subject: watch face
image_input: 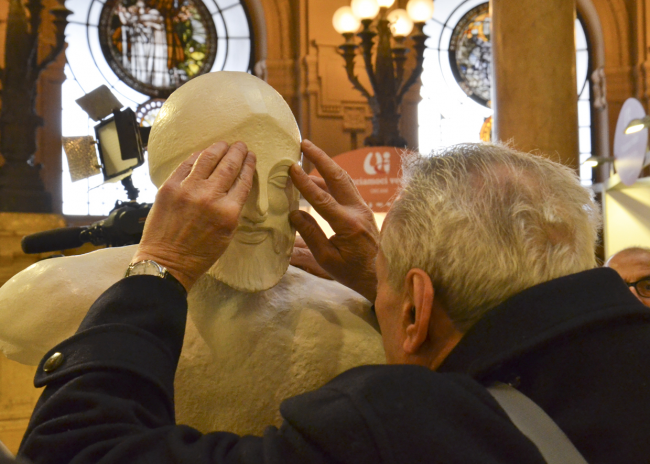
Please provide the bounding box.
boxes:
[130,260,164,276]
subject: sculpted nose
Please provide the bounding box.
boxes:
[256,180,269,217]
[242,174,268,224]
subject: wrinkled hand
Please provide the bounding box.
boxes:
[290,236,333,280]
[289,140,379,301]
[132,141,255,292]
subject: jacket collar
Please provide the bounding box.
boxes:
[437,267,650,379]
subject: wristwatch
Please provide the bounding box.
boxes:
[124,260,187,297]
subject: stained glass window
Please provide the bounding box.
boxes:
[62,0,253,215]
[419,0,592,185]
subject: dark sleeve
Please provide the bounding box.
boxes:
[16,276,339,464]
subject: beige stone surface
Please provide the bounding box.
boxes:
[492,0,579,169]
[0,212,66,454]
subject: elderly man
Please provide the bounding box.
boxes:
[19,141,650,463]
[605,247,650,307]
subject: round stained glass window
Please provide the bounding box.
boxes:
[448,3,491,107]
[98,0,218,98]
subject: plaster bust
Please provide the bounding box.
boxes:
[148,71,301,292]
[0,72,385,435]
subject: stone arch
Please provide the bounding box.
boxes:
[577,0,610,162]
[588,0,634,153]
[243,0,297,102]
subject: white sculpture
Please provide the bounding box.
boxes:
[0,72,385,435]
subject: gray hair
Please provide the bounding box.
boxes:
[380,143,601,331]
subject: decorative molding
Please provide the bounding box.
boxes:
[591,67,608,110]
[312,41,371,119]
[342,106,367,131]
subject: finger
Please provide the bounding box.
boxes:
[188,142,230,179]
[310,175,330,194]
[291,163,353,229]
[166,150,202,185]
[289,210,339,265]
[301,140,362,204]
[290,246,333,280]
[228,151,256,206]
[210,142,249,190]
[294,235,309,249]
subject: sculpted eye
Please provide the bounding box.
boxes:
[269,173,289,188]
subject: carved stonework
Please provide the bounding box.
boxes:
[0,0,70,213]
[591,67,608,111]
[342,106,367,132]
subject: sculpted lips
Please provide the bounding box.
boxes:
[235,226,272,244]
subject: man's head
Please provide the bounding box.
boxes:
[375,143,601,365]
[606,247,650,307]
[148,71,301,292]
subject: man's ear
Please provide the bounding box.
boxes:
[402,268,434,355]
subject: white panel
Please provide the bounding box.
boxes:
[221,5,250,37]
[223,39,251,71]
[65,0,92,25]
[578,100,591,127]
[212,38,228,71]
[214,0,241,10]
[579,126,592,153]
[575,18,588,51]
[576,50,589,94]
[87,0,104,26]
[605,188,650,257]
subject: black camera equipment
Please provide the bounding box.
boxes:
[21,201,152,254]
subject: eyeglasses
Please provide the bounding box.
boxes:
[628,277,650,298]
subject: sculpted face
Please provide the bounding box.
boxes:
[148,71,301,292]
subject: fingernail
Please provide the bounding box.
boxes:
[302,139,312,146]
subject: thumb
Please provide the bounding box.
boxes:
[289,210,337,263]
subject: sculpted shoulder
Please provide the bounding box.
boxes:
[0,245,136,364]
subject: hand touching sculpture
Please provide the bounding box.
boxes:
[290,140,380,302]
[133,141,256,291]
[148,71,302,292]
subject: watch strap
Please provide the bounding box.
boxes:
[125,260,187,297]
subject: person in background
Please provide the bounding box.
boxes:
[605,247,650,307]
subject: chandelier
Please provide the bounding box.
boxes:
[332,0,434,147]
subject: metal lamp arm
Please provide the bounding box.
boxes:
[340,35,373,101]
[397,23,427,105]
[358,19,378,92]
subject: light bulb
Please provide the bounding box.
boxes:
[387,9,414,37]
[333,6,361,34]
[406,0,434,22]
[625,122,646,135]
[351,0,380,20]
[377,0,396,7]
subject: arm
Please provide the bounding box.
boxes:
[18,142,269,463]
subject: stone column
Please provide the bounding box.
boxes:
[491,0,579,169]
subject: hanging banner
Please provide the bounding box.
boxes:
[310,146,405,213]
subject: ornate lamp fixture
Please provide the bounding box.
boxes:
[333,0,434,147]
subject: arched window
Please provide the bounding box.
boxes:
[62,0,254,215]
[418,0,592,185]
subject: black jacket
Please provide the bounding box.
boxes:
[18,268,650,463]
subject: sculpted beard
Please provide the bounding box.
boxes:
[209,223,295,292]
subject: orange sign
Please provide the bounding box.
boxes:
[310,146,404,212]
